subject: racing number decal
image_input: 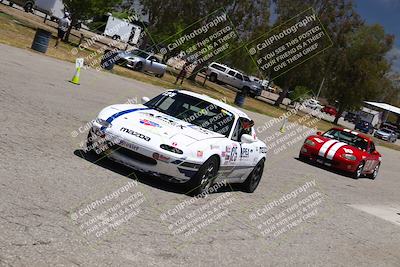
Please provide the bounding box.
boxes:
[230,146,238,162]
[241,147,250,158]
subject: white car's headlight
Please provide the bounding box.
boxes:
[96,118,111,128]
[160,144,183,154]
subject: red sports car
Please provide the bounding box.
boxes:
[299,128,382,179]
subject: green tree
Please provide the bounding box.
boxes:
[325,24,394,123]
[272,0,363,107]
[138,0,270,78]
[289,86,311,104]
[63,0,122,42]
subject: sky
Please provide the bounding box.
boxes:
[354,0,400,73]
[269,0,400,73]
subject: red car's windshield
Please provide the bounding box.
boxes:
[323,129,369,151]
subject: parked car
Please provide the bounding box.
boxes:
[303,99,323,110]
[206,62,262,97]
[374,128,398,143]
[344,111,359,123]
[112,49,166,78]
[320,106,338,116]
[354,120,374,134]
[380,122,400,138]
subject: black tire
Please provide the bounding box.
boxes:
[367,163,380,180]
[134,61,143,71]
[24,2,33,12]
[86,129,102,155]
[155,73,164,78]
[186,156,219,196]
[298,153,308,162]
[209,73,217,82]
[353,161,364,179]
[86,130,96,154]
[74,22,82,30]
[242,159,265,193]
[9,2,13,7]
[112,35,120,40]
[242,87,250,95]
[101,50,116,70]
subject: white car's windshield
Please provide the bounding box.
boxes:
[323,129,369,151]
[144,92,235,137]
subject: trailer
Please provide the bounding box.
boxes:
[34,0,65,20]
[103,15,142,45]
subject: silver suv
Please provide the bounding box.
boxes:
[206,62,262,97]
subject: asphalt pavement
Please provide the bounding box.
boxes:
[0,44,400,266]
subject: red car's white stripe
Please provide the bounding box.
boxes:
[318,139,338,157]
[326,142,347,160]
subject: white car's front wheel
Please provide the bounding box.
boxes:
[186,156,219,196]
[86,129,104,155]
[242,159,264,193]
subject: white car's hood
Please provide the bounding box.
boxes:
[105,106,225,147]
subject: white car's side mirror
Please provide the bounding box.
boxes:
[141,96,150,104]
[241,134,255,144]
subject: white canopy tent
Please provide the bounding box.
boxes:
[364,101,400,125]
[364,102,400,116]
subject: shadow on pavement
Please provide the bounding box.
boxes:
[295,157,372,180]
[74,149,237,196]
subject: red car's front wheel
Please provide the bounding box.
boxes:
[353,162,365,179]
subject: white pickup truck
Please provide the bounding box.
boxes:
[206,62,263,98]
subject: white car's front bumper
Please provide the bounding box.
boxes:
[89,126,201,183]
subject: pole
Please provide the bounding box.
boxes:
[316,77,325,99]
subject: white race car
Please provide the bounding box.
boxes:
[87,90,267,195]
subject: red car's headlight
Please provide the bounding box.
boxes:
[305,139,316,146]
[342,154,356,161]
